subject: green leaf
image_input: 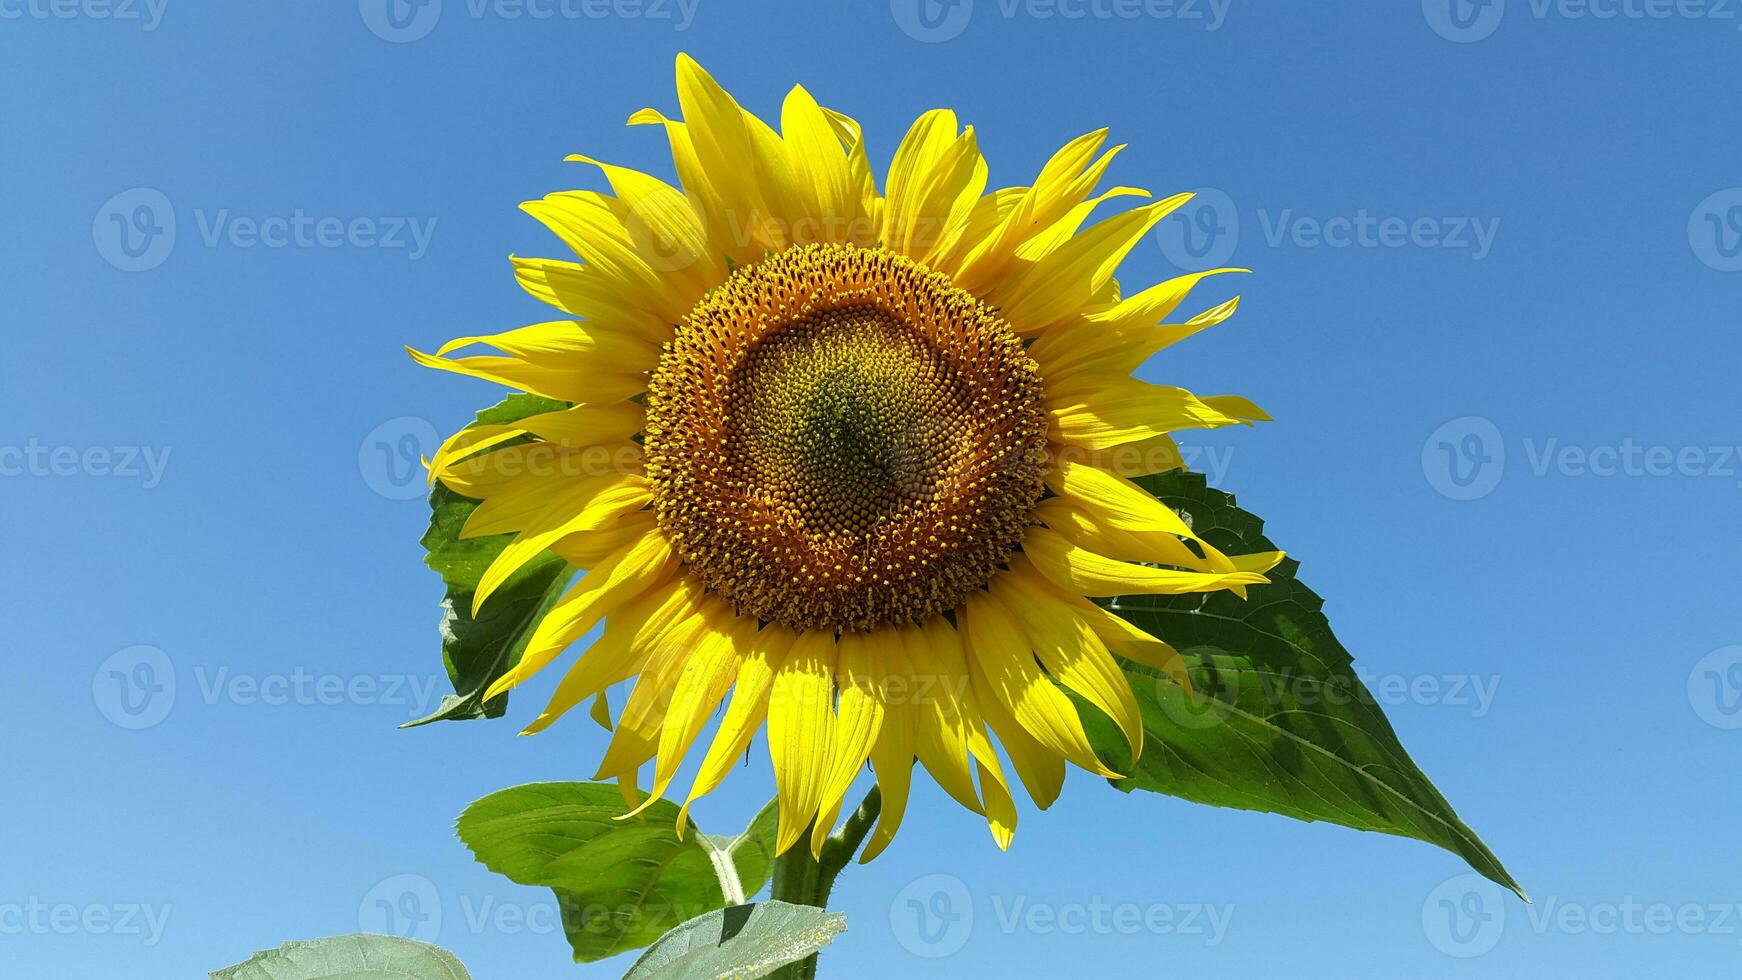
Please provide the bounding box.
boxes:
[458,782,763,963]
[404,394,573,727]
[622,901,847,980]
[1083,470,1524,899]
[211,934,470,979]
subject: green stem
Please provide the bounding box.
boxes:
[768,786,882,980]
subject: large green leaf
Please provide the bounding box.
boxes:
[457,782,778,962]
[211,934,469,979]
[622,901,846,980]
[405,394,573,727]
[1082,470,1524,898]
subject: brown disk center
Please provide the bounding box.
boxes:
[644,243,1048,633]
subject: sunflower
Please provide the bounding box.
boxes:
[410,54,1283,862]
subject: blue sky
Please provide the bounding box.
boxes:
[3,2,1740,977]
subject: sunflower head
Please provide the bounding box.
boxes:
[412,54,1280,860]
[646,242,1049,634]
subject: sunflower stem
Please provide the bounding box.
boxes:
[768,785,882,979]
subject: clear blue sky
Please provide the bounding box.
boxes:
[4,2,1740,977]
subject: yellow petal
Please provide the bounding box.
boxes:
[968,662,1066,809]
[884,111,987,263]
[992,195,1191,333]
[428,403,645,488]
[1006,563,1193,691]
[860,703,915,863]
[808,631,887,858]
[450,452,640,532]
[674,54,790,255]
[952,129,1124,290]
[520,577,697,734]
[436,319,658,364]
[820,106,879,242]
[1199,394,1273,423]
[592,609,716,778]
[914,618,1021,848]
[423,423,526,487]
[508,256,674,341]
[993,569,1143,761]
[1034,497,1207,571]
[1023,526,1277,598]
[563,154,724,301]
[1050,378,1252,451]
[549,510,658,568]
[520,192,687,323]
[959,590,1119,779]
[974,754,1019,851]
[768,629,838,855]
[781,84,865,245]
[630,605,755,817]
[679,624,795,830]
[483,528,676,701]
[1033,275,1247,381]
[902,623,984,816]
[407,344,647,404]
[470,474,649,614]
[1011,186,1149,262]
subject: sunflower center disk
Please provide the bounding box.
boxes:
[646,243,1049,633]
